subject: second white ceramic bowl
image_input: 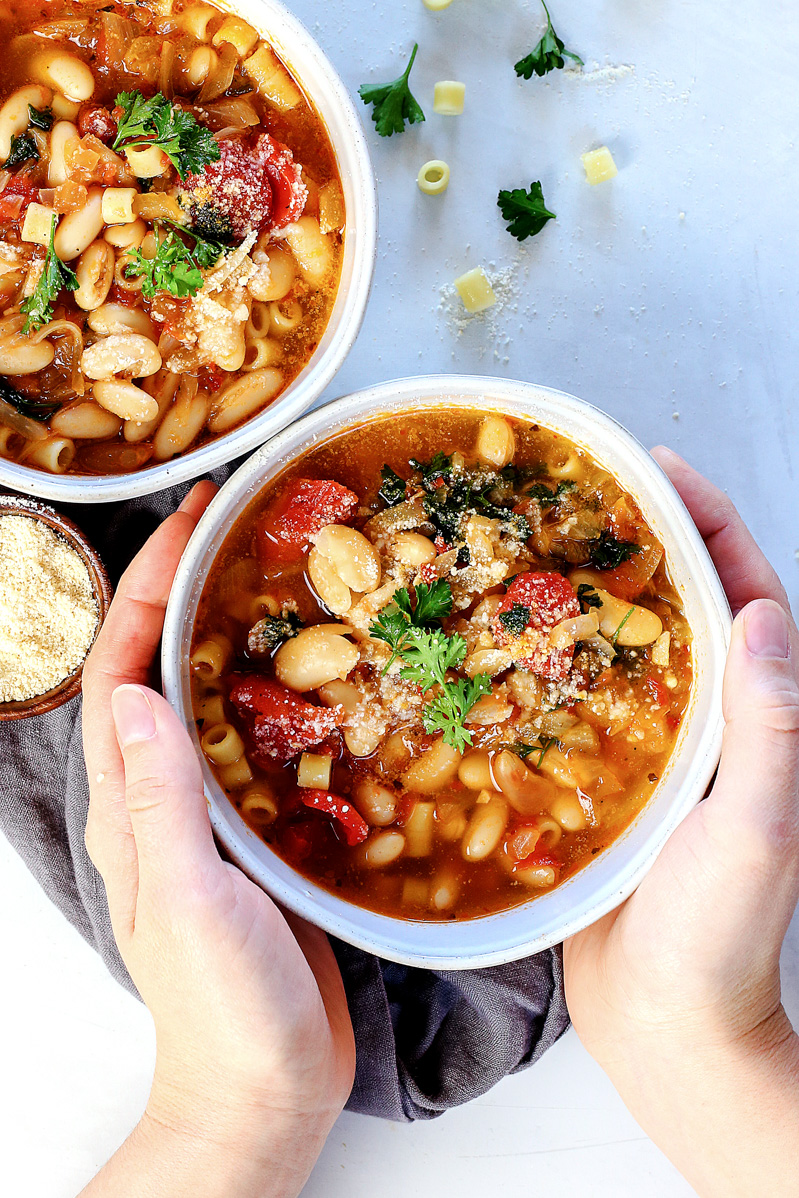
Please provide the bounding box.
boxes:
[0,0,377,504]
[162,376,731,969]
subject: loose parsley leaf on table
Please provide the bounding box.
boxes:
[358,43,425,137]
[20,215,78,334]
[369,582,490,751]
[587,531,641,570]
[514,0,583,80]
[497,181,556,242]
[113,91,220,180]
[3,132,39,169]
[124,221,225,299]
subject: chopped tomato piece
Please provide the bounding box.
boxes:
[644,675,669,707]
[297,788,369,846]
[417,562,438,585]
[0,171,39,223]
[77,104,117,145]
[177,131,307,241]
[256,478,359,565]
[198,363,227,393]
[229,675,341,765]
[514,850,560,874]
[493,571,580,681]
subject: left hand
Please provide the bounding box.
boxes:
[80,482,355,1197]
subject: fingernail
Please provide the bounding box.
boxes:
[177,487,196,513]
[112,685,157,746]
[744,600,790,660]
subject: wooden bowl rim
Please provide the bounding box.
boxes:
[0,493,113,722]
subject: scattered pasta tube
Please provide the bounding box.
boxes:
[417,159,450,196]
[433,80,465,115]
[422,0,455,9]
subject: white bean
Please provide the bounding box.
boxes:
[207,368,283,434]
[461,798,509,862]
[93,381,159,422]
[352,780,397,827]
[283,216,333,285]
[402,738,462,795]
[0,335,55,375]
[54,186,103,260]
[476,415,515,468]
[313,524,381,594]
[153,391,209,460]
[73,240,115,311]
[308,546,352,615]
[87,303,155,340]
[458,751,494,791]
[550,792,587,832]
[274,625,358,692]
[81,333,162,380]
[0,85,52,162]
[34,51,95,102]
[362,831,405,868]
[50,401,121,439]
[391,531,436,566]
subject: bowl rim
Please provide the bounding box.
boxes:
[162,375,732,968]
[0,492,113,720]
[0,0,378,505]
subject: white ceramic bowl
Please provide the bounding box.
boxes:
[0,0,376,505]
[162,376,732,969]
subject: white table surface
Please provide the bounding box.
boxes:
[2,1,798,1194]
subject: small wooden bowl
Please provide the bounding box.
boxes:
[0,494,113,722]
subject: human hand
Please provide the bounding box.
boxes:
[80,483,355,1198]
[564,449,799,1197]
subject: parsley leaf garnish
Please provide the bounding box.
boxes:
[577,583,602,612]
[587,531,641,570]
[113,90,220,180]
[28,104,53,131]
[3,133,38,169]
[124,221,224,298]
[498,602,531,637]
[369,582,489,750]
[514,1,583,79]
[378,464,407,507]
[497,181,556,242]
[20,215,78,334]
[358,43,425,137]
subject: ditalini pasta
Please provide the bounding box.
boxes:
[0,0,345,476]
[190,408,694,922]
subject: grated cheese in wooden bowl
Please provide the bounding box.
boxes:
[0,512,99,704]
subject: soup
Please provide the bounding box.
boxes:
[190,410,693,921]
[0,0,344,476]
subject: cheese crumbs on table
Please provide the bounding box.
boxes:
[0,513,98,702]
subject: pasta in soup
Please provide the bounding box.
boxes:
[0,0,344,475]
[190,409,694,922]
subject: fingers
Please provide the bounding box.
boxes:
[83,481,217,929]
[110,685,219,926]
[651,447,789,615]
[705,600,799,941]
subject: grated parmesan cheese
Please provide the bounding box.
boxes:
[0,515,98,703]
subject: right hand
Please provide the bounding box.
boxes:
[80,483,355,1197]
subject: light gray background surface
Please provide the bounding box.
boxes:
[2,1,797,1194]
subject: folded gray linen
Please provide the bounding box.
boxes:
[0,474,569,1122]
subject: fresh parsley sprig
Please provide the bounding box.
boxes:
[497,181,556,242]
[113,91,220,180]
[514,1,583,79]
[358,43,425,137]
[124,221,225,299]
[369,582,490,751]
[20,215,78,334]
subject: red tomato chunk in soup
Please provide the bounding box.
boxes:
[0,0,345,477]
[190,410,694,921]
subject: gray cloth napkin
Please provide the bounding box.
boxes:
[0,472,569,1122]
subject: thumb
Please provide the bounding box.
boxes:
[705,599,799,939]
[111,684,219,895]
